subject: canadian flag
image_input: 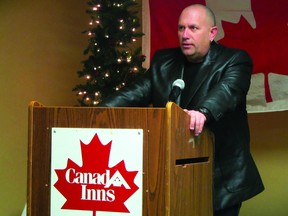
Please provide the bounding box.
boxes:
[142,0,288,112]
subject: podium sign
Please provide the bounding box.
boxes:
[51,128,143,216]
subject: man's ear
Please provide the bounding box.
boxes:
[210,26,218,41]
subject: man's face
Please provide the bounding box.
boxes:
[178,6,217,62]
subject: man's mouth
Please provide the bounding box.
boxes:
[182,43,193,49]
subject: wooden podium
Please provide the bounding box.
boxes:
[27,101,214,216]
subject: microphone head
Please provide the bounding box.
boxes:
[172,79,185,90]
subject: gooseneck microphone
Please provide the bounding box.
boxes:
[168,79,185,104]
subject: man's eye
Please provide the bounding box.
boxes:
[190,25,198,30]
[178,26,184,31]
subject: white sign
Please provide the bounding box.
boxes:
[51,128,143,216]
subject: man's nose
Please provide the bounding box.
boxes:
[182,28,190,38]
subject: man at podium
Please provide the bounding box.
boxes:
[98,4,264,216]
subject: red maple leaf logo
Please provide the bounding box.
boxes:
[54,133,139,216]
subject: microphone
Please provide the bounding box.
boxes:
[168,79,185,103]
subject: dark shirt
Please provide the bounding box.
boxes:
[180,60,202,108]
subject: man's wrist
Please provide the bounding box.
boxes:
[197,107,212,122]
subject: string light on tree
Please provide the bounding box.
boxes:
[73,0,146,106]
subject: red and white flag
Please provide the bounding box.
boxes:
[142,0,288,112]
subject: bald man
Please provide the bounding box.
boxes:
[99,4,264,215]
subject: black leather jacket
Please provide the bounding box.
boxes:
[99,41,264,210]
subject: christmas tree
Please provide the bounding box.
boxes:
[73,0,146,106]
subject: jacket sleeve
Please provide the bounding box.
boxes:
[97,48,173,107]
[97,71,152,107]
[195,50,252,122]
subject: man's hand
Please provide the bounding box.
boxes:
[184,109,206,136]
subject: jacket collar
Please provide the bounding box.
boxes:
[180,41,220,108]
